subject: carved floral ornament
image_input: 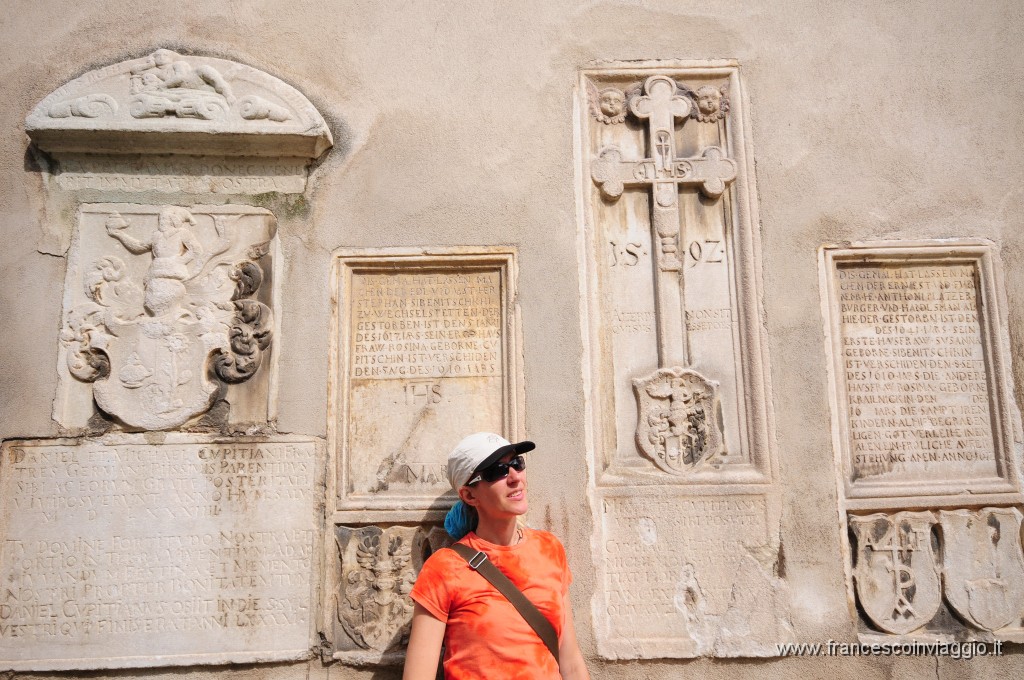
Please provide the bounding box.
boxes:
[25,49,332,158]
[60,205,275,430]
[586,77,729,125]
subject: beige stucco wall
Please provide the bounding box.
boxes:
[2,0,1023,677]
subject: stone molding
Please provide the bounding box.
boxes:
[26,49,332,159]
[576,61,787,658]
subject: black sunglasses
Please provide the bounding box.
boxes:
[467,454,526,486]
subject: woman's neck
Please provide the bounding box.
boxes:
[473,515,520,546]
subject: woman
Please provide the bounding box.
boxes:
[403,433,590,680]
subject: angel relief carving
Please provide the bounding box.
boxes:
[126,49,291,122]
[60,205,275,430]
[129,49,235,119]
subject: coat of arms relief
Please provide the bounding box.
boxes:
[850,508,1024,636]
[58,204,275,430]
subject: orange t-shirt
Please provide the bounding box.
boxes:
[410,528,571,680]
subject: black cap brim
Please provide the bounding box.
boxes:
[470,440,535,478]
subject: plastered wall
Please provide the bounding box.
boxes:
[2,1,1023,678]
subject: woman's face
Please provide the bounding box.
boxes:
[460,452,529,518]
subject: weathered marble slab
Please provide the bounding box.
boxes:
[330,248,523,520]
[595,489,789,657]
[577,62,787,658]
[0,435,322,671]
[820,241,1023,508]
[822,241,1024,643]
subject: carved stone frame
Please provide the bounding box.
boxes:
[577,61,776,490]
[821,240,1024,645]
[820,240,1024,510]
[327,247,525,523]
[576,61,784,659]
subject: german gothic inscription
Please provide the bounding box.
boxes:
[823,242,1024,643]
[332,249,523,515]
[0,436,320,671]
[822,243,1020,502]
[839,264,996,483]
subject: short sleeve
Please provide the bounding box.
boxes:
[558,538,572,596]
[410,550,454,623]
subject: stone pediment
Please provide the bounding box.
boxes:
[25,49,332,158]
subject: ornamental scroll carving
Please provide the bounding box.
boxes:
[58,205,276,431]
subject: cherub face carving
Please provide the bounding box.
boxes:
[599,89,625,118]
[696,86,722,116]
[591,86,627,124]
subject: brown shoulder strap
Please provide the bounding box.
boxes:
[449,542,560,665]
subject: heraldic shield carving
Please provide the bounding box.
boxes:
[633,366,724,474]
[59,205,275,430]
[335,526,426,653]
[850,512,941,635]
[939,507,1024,632]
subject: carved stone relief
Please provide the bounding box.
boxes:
[331,525,450,664]
[851,512,942,635]
[56,204,277,431]
[26,49,331,157]
[5,50,333,673]
[329,248,524,522]
[25,50,333,195]
[335,526,423,654]
[633,366,723,474]
[578,63,785,658]
[821,241,1024,643]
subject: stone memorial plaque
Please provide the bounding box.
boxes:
[578,63,787,657]
[821,242,1022,506]
[597,490,789,657]
[331,248,523,517]
[0,435,322,671]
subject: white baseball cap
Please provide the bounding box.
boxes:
[447,432,536,489]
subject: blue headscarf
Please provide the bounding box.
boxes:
[444,500,478,540]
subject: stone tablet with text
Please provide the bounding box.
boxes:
[0,436,321,671]
[330,248,524,517]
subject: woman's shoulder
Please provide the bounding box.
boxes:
[422,543,467,569]
[525,528,567,556]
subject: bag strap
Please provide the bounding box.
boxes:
[449,542,560,665]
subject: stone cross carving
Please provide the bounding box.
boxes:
[592,75,737,474]
[592,75,736,367]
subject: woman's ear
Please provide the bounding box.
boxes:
[458,485,478,507]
